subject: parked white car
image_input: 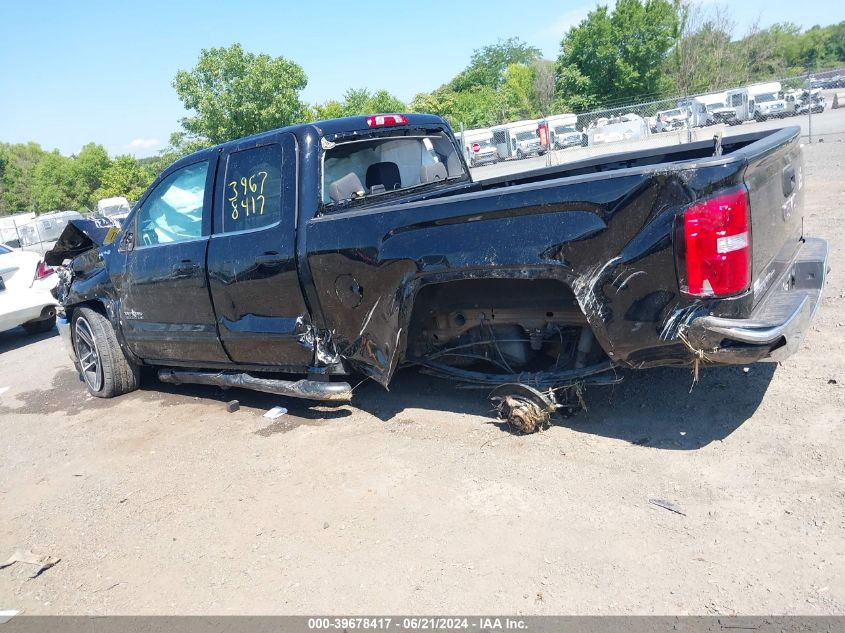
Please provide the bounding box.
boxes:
[0,244,58,334]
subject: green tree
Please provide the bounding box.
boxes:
[171,43,309,149]
[313,88,406,119]
[410,85,503,129]
[71,143,111,209]
[668,4,743,95]
[532,59,557,116]
[450,38,542,91]
[313,100,345,120]
[501,63,539,120]
[31,151,76,212]
[0,142,46,215]
[556,0,678,110]
[94,155,155,202]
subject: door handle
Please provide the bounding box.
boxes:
[254,252,282,265]
[171,261,200,276]
[782,164,796,196]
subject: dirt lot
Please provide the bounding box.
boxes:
[1,119,844,615]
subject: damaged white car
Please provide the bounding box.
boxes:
[0,244,58,335]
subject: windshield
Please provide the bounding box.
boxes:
[663,109,682,117]
[101,204,130,216]
[707,103,725,111]
[472,138,494,149]
[515,131,536,142]
[554,125,577,134]
[756,94,778,102]
[322,131,466,206]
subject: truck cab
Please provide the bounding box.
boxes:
[713,89,755,125]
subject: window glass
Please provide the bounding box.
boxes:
[321,131,466,206]
[221,145,283,233]
[0,245,10,255]
[137,161,208,246]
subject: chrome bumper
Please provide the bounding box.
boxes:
[689,238,828,362]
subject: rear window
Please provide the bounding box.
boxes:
[322,131,466,207]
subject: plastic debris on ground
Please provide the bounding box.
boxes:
[0,549,61,578]
[648,498,686,516]
[263,406,288,420]
[225,399,240,413]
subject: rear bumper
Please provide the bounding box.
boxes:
[688,238,828,363]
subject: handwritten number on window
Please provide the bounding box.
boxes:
[227,170,268,222]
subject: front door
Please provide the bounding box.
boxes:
[116,158,229,364]
[206,134,313,368]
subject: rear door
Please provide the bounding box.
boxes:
[206,134,313,368]
[115,158,229,363]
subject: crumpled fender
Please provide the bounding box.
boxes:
[45,217,118,266]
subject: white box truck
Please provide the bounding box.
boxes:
[545,114,585,149]
[748,81,787,120]
[460,128,499,166]
[492,120,543,160]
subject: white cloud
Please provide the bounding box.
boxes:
[125,138,161,151]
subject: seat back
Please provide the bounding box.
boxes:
[365,162,401,191]
[329,172,365,203]
[420,162,447,183]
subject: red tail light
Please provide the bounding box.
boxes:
[366,114,408,127]
[35,260,55,280]
[679,186,751,297]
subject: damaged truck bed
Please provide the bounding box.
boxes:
[47,114,827,423]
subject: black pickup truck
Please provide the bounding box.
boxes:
[48,113,827,420]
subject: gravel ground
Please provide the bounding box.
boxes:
[0,113,843,615]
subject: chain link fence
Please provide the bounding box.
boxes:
[463,66,845,174]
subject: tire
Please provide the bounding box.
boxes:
[516,149,525,160]
[22,313,56,335]
[72,307,139,398]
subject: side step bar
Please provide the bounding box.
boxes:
[158,369,352,402]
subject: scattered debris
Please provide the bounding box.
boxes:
[0,610,20,624]
[225,399,240,413]
[829,379,838,385]
[323,522,330,530]
[263,406,288,420]
[649,498,686,516]
[0,549,61,578]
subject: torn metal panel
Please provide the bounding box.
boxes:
[158,368,352,401]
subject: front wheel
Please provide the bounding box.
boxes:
[72,307,139,398]
[516,149,525,160]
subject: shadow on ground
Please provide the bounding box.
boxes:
[6,354,776,449]
[0,325,57,354]
[350,362,777,450]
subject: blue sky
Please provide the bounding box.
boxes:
[0,0,839,157]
